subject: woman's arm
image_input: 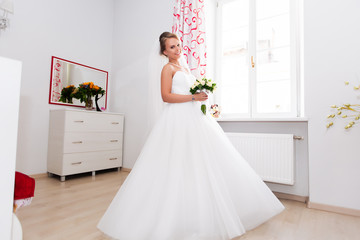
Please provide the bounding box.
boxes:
[161,65,208,103]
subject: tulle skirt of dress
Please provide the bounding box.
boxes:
[97,101,284,240]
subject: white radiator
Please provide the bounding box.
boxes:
[226,133,295,185]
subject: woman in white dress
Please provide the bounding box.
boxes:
[97,32,285,240]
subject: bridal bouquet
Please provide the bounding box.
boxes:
[190,78,217,115]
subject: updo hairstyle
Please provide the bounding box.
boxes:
[159,32,179,56]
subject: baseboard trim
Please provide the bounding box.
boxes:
[31,168,131,179]
[30,173,48,179]
[121,167,132,172]
[273,191,308,203]
[307,201,360,217]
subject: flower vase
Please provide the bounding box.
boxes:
[85,96,93,110]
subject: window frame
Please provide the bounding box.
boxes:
[214,0,302,119]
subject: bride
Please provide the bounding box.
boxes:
[97,32,284,240]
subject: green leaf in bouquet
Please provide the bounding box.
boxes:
[201,104,207,115]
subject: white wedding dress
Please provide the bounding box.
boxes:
[97,70,284,240]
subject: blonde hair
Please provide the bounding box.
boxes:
[159,32,179,56]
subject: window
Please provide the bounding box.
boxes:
[215,0,301,118]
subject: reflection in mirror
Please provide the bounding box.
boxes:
[49,56,108,110]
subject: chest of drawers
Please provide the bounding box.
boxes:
[47,109,124,181]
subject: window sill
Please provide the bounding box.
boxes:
[215,117,308,122]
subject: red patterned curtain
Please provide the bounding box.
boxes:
[172,0,207,79]
[51,59,64,102]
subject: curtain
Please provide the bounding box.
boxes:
[172,0,207,79]
[51,59,65,102]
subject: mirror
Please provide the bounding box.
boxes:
[49,56,108,109]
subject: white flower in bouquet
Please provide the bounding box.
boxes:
[189,77,217,115]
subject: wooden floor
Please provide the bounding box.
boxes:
[17,170,360,240]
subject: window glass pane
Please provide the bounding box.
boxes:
[221,54,249,114]
[256,47,291,113]
[257,47,291,81]
[257,14,290,51]
[256,0,292,114]
[223,1,249,31]
[221,0,249,114]
[256,0,289,20]
[257,79,291,113]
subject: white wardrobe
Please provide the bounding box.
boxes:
[0,56,22,239]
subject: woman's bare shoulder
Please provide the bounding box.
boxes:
[161,63,175,76]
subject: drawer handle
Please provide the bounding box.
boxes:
[110,140,118,143]
[71,162,82,165]
[72,141,83,144]
[111,122,119,125]
[74,120,84,123]
[109,158,118,160]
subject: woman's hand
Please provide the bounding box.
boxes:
[193,92,208,101]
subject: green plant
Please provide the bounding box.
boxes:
[72,82,105,103]
[59,85,76,103]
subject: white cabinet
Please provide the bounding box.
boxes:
[47,109,124,181]
[0,57,22,240]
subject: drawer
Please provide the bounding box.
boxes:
[62,150,122,175]
[63,132,122,153]
[64,111,124,132]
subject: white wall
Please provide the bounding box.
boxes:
[0,57,22,240]
[0,0,114,174]
[109,0,173,168]
[304,0,360,210]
